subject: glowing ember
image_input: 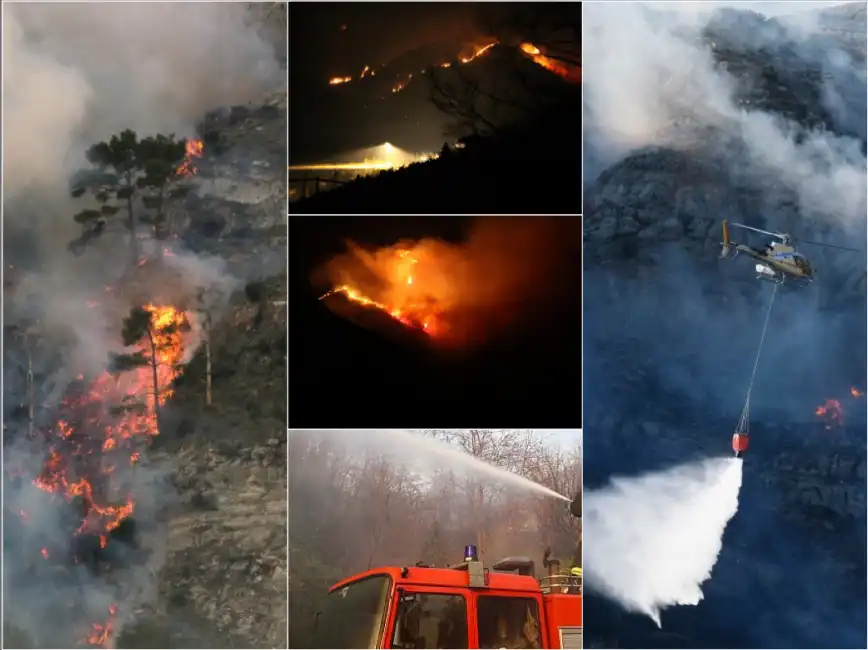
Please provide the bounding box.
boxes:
[360,65,374,79]
[392,80,407,93]
[175,139,204,177]
[329,76,352,86]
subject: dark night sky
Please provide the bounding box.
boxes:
[289,3,478,88]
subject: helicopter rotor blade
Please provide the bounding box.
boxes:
[795,238,863,253]
[730,223,782,239]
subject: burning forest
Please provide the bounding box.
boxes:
[4,2,287,647]
[290,215,582,428]
[289,2,582,214]
[5,302,197,648]
[324,39,580,92]
[314,217,582,348]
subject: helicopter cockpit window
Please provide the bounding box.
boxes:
[390,592,468,649]
[477,596,542,649]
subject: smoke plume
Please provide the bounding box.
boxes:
[582,1,866,230]
[4,2,281,204]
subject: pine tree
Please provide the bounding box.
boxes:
[69,130,193,262]
[109,307,182,437]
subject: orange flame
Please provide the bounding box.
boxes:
[814,387,863,429]
[175,139,204,177]
[329,76,352,86]
[320,248,441,336]
[519,42,581,83]
[460,41,497,64]
[32,304,190,647]
[86,604,118,647]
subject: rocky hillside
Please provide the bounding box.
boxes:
[583,4,865,648]
[2,76,287,650]
[137,85,287,648]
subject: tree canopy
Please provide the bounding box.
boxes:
[69,129,196,262]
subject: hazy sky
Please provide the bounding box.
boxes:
[537,429,582,451]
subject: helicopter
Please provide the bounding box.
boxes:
[719,220,861,285]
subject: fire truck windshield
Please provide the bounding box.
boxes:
[390,591,468,649]
[314,575,392,649]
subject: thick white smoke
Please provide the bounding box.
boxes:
[584,457,744,626]
[3,2,282,204]
[3,1,282,368]
[582,1,866,230]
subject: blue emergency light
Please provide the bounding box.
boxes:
[464,544,478,562]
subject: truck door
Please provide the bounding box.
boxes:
[475,595,546,649]
[385,587,473,649]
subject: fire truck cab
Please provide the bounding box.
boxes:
[313,546,582,649]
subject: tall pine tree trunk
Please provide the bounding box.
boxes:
[205,336,213,407]
[125,173,139,263]
[203,311,213,406]
[147,328,162,437]
[25,334,34,439]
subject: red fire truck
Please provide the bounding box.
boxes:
[312,545,582,649]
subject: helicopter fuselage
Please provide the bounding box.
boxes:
[723,243,813,285]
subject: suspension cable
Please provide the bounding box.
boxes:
[736,283,778,434]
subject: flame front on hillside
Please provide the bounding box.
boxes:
[21,304,192,647]
[175,139,204,177]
